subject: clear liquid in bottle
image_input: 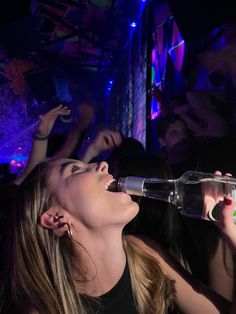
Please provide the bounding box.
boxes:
[118,171,236,222]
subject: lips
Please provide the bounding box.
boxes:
[105,177,117,192]
[107,180,117,192]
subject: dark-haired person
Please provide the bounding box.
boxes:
[155,113,195,178]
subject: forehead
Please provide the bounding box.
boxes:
[46,158,78,178]
[49,158,77,167]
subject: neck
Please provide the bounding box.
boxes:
[73,227,127,296]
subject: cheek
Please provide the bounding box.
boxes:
[56,175,95,213]
[64,187,100,226]
[165,138,175,149]
[165,135,175,146]
[68,179,107,224]
[170,136,181,145]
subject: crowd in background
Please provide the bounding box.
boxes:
[1,16,236,314]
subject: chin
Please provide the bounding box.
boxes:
[125,202,140,223]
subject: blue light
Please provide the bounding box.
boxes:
[130,21,137,28]
[109,80,113,85]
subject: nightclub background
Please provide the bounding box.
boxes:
[0,0,235,176]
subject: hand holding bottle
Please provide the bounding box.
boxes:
[201,171,235,221]
[216,196,236,254]
[205,171,236,252]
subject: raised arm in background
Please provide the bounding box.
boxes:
[14,104,70,185]
[79,128,122,163]
[52,102,94,159]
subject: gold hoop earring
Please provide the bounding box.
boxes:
[65,223,73,240]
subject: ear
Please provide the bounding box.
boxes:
[159,137,166,147]
[39,209,67,236]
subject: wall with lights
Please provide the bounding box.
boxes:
[109,0,236,154]
[109,0,148,148]
[1,0,235,182]
[109,0,186,150]
[150,2,185,120]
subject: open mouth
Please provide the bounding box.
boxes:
[106,180,117,192]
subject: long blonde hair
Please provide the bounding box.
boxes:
[124,236,175,314]
[1,160,175,314]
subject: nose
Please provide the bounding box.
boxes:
[96,161,109,173]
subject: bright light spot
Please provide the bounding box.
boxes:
[130,21,137,28]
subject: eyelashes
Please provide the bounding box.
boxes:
[69,162,94,175]
[71,165,82,174]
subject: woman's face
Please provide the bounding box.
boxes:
[47,159,139,230]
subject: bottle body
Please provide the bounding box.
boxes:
[118,171,236,222]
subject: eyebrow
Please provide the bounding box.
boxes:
[59,161,79,177]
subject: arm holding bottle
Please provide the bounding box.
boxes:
[137,194,236,312]
[215,196,236,314]
[131,234,230,313]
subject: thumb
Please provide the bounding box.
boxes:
[220,196,235,227]
[219,196,236,251]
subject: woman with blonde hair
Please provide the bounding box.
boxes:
[0,158,231,313]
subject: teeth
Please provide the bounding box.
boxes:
[105,178,116,191]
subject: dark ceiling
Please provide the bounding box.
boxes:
[2,0,234,101]
[0,0,141,97]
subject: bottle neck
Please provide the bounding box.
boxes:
[142,178,177,204]
[118,176,177,205]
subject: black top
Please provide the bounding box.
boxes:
[82,263,178,314]
[82,263,138,314]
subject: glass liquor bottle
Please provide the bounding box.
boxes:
[117,171,236,222]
